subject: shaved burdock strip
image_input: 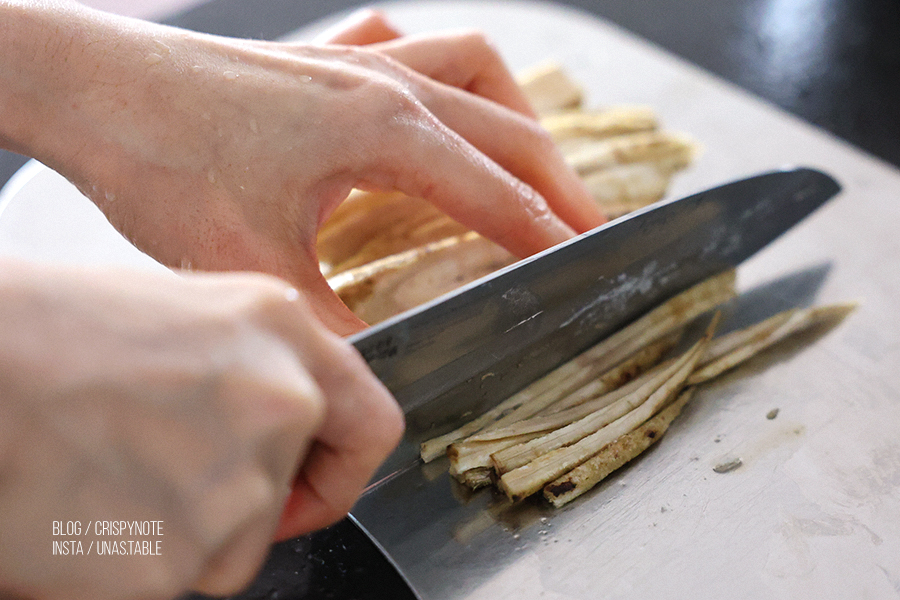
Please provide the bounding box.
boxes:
[543,388,696,507]
[330,232,515,325]
[582,162,689,218]
[464,359,674,444]
[541,302,856,507]
[447,433,543,480]
[445,341,683,480]
[459,467,494,490]
[419,332,677,464]
[540,107,658,142]
[562,131,696,177]
[516,61,584,114]
[536,331,683,416]
[688,302,858,385]
[497,316,716,501]
[318,191,464,275]
[472,332,682,437]
[418,267,736,464]
[490,332,709,474]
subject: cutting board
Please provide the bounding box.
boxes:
[2,2,899,598]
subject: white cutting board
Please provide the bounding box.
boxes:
[2,2,899,599]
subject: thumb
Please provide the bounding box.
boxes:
[286,258,369,336]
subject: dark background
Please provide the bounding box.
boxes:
[4,1,897,598]
[2,0,899,188]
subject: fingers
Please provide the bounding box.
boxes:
[274,326,405,538]
[371,30,538,119]
[313,9,402,45]
[320,41,606,247]
[283,258,370,335]
[368,112,577,257]
[415,80,607,235]
[314,13,534,120]
[181,276,380,585]
[342,77,602,256]
[302,21,606,254]
[329,25,602,233]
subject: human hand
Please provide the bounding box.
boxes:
[3,3,604,335]
[0,260,403,600]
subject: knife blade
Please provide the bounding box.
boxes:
[343,166,840,600]
[349,166,839,468]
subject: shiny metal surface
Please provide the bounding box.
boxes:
[2,2,899,598]
[348,167,839,489]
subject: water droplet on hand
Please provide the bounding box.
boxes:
[152,40,172,55]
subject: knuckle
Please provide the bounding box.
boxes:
[281,379,327,442]
[455,29,495,54]
[241,274,304,323]
[524,119,559,153]
[455,30,505,73]
[362,86,437,170]
[427,30,500,89]
[372,391,405,453]
[338,344,405,451]
[342,77,430,154]
[371,395,405,459]
[372,79,427,123]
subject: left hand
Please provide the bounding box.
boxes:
[5,4,604,335]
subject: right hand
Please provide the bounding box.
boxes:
[0,260,404,600]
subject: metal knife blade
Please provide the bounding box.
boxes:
[350,166,839,455]
[343,167,840,600]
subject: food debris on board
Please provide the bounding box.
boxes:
[713,458,744,474]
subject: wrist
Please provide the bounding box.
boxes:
[0,2,157,179]
[0,1,81,157]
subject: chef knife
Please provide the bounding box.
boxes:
[341,166,840,600]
